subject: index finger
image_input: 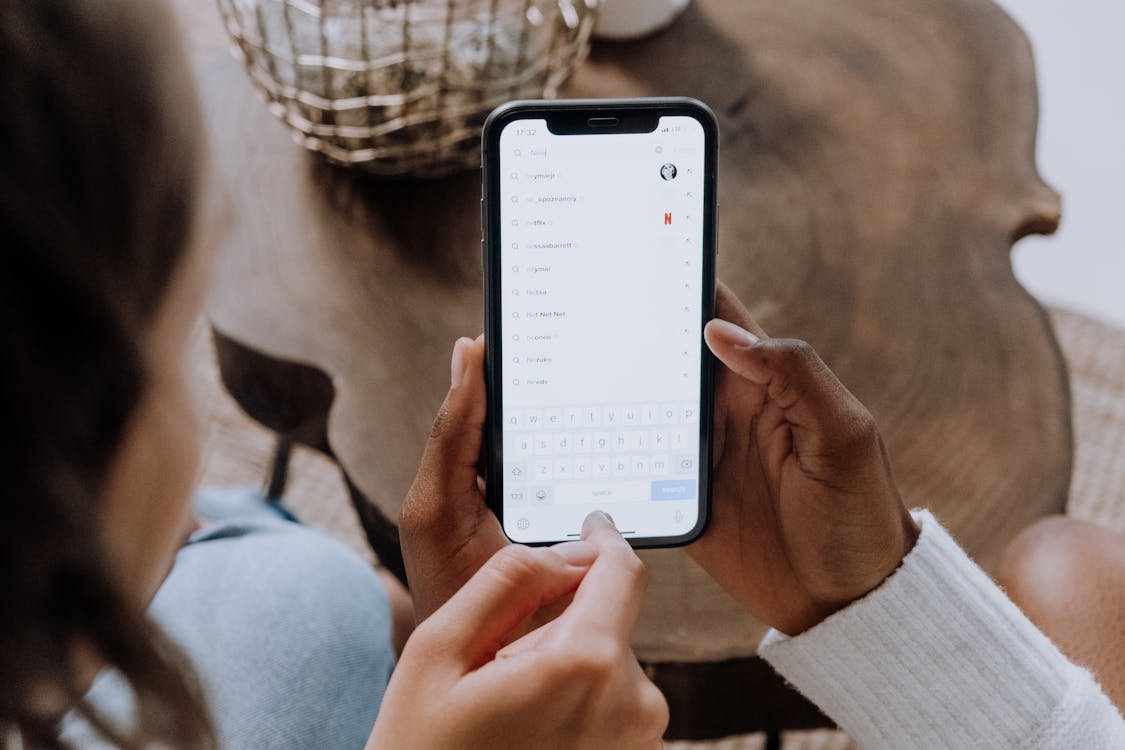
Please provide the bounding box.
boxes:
[564,511,648,638]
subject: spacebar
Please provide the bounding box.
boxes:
[554,480,649,505]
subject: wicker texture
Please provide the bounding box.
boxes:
[216,0,599,176]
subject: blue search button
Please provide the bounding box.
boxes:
[650,479,697,501]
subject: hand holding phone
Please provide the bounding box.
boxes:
[398,336,508,622]
[482,98,719,548]
[687,284,920,636]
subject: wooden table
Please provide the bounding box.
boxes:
[187,0,1070,738]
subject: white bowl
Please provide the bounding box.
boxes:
[594,0,691,41]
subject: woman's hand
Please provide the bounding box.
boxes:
[397,336,508,621]
[689,285,920,635]
[367,513,668,750]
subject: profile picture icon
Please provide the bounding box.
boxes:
[660,163,678,181]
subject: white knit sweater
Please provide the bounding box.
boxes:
[759,510,1125,748]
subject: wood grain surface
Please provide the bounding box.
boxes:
[181,0,1069,733]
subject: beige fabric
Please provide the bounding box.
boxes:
[194,305,1125,748]
[1051,307,1125,533]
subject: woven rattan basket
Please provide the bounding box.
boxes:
[216,0,600,177]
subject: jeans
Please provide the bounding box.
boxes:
[61,487,396,749]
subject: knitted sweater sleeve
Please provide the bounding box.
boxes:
[758,510,1125,749]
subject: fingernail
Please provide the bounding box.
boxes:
[581,510,617,537]
[549,540,598,567]
[706,318,760,346]
[450,338,470,388]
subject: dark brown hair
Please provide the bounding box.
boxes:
[0,1,214,747]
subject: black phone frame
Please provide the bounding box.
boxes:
[481,97,719,549]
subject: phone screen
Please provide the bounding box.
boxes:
[486,103,714,546]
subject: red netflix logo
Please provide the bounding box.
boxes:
[664,212,672,225]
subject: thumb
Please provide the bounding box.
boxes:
[704,320,872,448]
[400,336,509,622]
[403,337,487,519]
[420,543,595,668]
[425,336,487,482]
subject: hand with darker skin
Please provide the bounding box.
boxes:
[398,335,587,629]
[397,335,508,622]
[689,284,920,635]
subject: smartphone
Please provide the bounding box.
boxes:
[482,98,718,548]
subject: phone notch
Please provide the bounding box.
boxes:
[587,116,620,128]
[544,109,659,135]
